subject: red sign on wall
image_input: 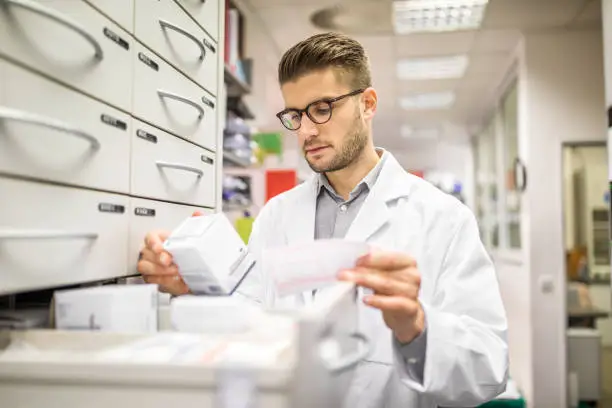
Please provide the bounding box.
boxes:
[266,169,297,202]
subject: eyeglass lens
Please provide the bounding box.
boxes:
[279,100,332,130]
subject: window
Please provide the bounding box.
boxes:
[501,83,520,248]
[472,80,521,253]
[474,118,499,249]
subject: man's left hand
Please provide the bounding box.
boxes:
[338,250,425,344]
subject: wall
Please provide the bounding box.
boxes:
[393,131,475,210]
[519,29,606,407]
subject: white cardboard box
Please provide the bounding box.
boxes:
[54,284,158,333]
[163,214,255,295]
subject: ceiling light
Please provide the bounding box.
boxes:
[401,125,440,140]
[399,92,455,110]
[396,55,469,80]
[392,0,489,34]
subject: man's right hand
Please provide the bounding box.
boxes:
[137,229,189,296]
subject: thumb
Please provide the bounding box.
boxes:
[192,211,204,217]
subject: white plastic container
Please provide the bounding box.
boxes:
[0,283,370,408]
[54,284,159,333]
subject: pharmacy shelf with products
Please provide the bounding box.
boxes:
[221,0,257,221]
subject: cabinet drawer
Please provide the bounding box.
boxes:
[85,0,135,33]
[132,43,216,150]
[175,0,219,42]
[0,62,130,194]
[131,119,216,207]
[0,178,129,295]
[0,0,133,112]
[135,0,218,96]
[128,197,214,275]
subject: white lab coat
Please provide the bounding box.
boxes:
[239,152,509,408]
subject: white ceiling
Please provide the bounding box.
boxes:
[245,0,601,151]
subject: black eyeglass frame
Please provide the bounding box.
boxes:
[275,88,366,131]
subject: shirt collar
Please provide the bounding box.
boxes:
[316,148,388,198]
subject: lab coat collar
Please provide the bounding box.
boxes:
[343,150,414,242]
[288,149,415,245]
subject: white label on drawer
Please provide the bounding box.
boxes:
[138,52,160,71]
[101,114,128,130]
[136,128,158,143]
[98,203,126,214]
[134,207,156,217]
[103,27,130,51]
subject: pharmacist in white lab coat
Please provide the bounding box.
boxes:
[138,32,508,408]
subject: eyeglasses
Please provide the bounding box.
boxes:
[276,89,365,131]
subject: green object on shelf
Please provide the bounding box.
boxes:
[234,213,254,244]
[253,132,282,155]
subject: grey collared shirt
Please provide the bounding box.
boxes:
[314,152,387,240]
[313,150,427,384]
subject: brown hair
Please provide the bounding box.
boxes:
[278,32,372,90]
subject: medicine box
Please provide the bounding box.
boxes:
[163,213,255,295]
[54,284,158,333]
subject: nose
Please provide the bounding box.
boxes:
[297,112,318,140]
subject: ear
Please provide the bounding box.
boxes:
[362,87,377,120]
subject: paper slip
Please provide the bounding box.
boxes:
[262,239,370,297]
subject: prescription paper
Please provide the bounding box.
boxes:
[262,239,370,297]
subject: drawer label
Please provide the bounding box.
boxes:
[138,52,159,71]
[103,27,130,50]
[136,129,158,143]
[98,203,125,214]
[203,39,216,54]
[201,96,215,109]
[101,114,127,130]
[135,207,156,217]
[201,155,214,165]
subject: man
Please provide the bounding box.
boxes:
[138,32,508,407]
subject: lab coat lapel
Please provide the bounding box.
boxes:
[283,175,318,305]
[344,153,414,243]
[285,176,318,245]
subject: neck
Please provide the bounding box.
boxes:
[325,147,380,200]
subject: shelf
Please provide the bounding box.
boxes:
[223,150,251,168]
[223,203,252,212]
[227,96,255,120]
[224,64,251,97]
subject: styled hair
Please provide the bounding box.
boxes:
[277,32,372,89]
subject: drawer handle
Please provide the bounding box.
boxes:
[159,19,206,61]
[157,90,204,119]
[156,161,203,178]
[0,106,101,150]
[0,0,104,59]
[0,229,98,240]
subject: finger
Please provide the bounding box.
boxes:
[140,247,174,267]
[145,230,170,254]
[363,295,420,316]
[192,211,204,217]
[346,265,421,285]
[356,250,417,270]
[338,269,417,297]
[137,259,179,277]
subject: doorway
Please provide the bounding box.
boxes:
[562,142,612,407]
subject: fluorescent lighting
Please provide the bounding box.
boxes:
[396,55,469,80]
[401,125,440,140]
[399,92,455,110]
[393,0,489,34]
